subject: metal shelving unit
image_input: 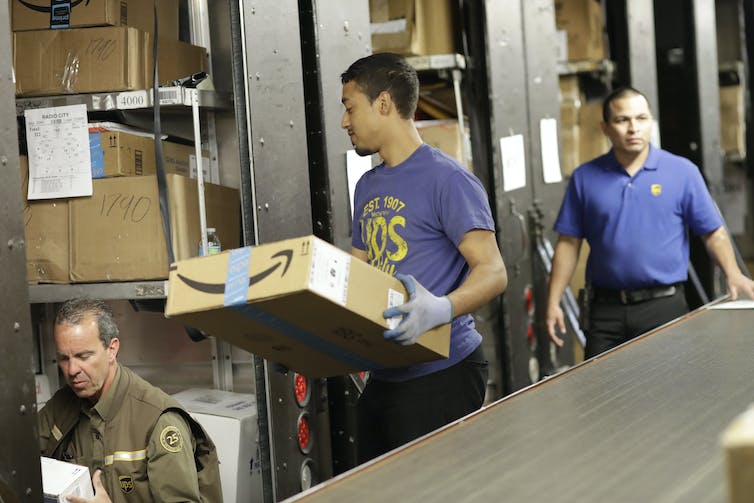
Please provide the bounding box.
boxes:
[407,53,471,166]
[28,281,168,304]
[556,58,615,76]
[15,87,233,114]
[19,87,233,304]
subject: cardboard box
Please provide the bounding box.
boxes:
[172,389,262,503]
[69,175,240,282]
[416,119,469,168]
[165,236,451,378]
[559,76,581,176]
[555,0,605,61]
[11,0,179,39]
[720,84,745,158]
[20,156,70,284]
[41,456,94,502]
[722,403,754,503]
[14,27,207,97]
[370,0,456,56]
[89,128,206,179]
[578,99,609,165]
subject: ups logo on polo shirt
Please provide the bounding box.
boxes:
[119,475,135,494]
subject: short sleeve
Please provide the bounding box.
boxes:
[147,411,202,502]
[553,175,584,238]
[683,166,723,236]
[439,170,495,246]
[351,177,367,250]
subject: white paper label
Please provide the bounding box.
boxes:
[500,133,526,192]
[309,240,350,306]
[346,149,374,219]
[115,90,150,109]
[386,288,405,329]
[25,104,92,200]
[540,118,563,184]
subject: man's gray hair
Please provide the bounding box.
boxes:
[55,298,119,347]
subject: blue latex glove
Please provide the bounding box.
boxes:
[383,273,453,345]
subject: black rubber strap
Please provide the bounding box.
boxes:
[153,0,174,265]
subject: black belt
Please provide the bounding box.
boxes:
[592,283,682,305]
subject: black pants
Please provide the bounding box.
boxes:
[585,287,689,359]
[356,344,488,464]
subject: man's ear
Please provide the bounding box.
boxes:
[377,91,392,115]
[108,338,120,360]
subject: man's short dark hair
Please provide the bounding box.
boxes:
[341,53,419,119]
[602,86,650,122]
[56,298,119,347]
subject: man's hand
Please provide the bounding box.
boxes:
[67,469,112,503]
[546,303,566,348]
[727,271,754,300]
[383,274,452,345]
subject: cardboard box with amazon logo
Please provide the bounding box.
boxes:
[165,236,450,378]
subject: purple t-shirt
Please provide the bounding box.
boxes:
[351,144,495,382]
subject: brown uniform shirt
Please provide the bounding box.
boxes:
[39,365,219,502]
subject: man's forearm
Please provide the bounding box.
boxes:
[448,262,508,317]
[703,227,741,278]
[547,236,582,307]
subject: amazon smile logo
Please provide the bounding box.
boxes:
[18,0,88,13]
[172,249,293,294]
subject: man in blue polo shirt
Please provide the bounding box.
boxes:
[546,86,754,358]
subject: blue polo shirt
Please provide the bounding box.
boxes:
[554,145,722,289]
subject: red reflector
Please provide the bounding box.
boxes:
[524,286,534,315]
[294,373,310,407]
[297,414,312,454]
[527,324,535,344]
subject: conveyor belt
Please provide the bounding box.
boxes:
[286,305,754,502]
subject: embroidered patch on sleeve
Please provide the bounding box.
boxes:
[159,425,184,453]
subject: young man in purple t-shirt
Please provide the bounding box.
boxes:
[341,53,508,463]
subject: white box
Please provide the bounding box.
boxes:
[36,374,51,409]
[41,457,94,502]
[172,388,261,503]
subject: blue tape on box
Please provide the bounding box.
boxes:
[89,132,105,178]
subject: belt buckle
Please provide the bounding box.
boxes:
[619,290,629,304]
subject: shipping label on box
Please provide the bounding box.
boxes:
[41,456,94,502]
[165,236,450,378]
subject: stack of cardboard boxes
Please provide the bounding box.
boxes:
[558,75,609,177]
[14,0,240,284]
[554,0,606,64]
[369,0,457,57]
[12,0,206,96]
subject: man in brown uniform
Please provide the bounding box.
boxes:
[38,298,223,502]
